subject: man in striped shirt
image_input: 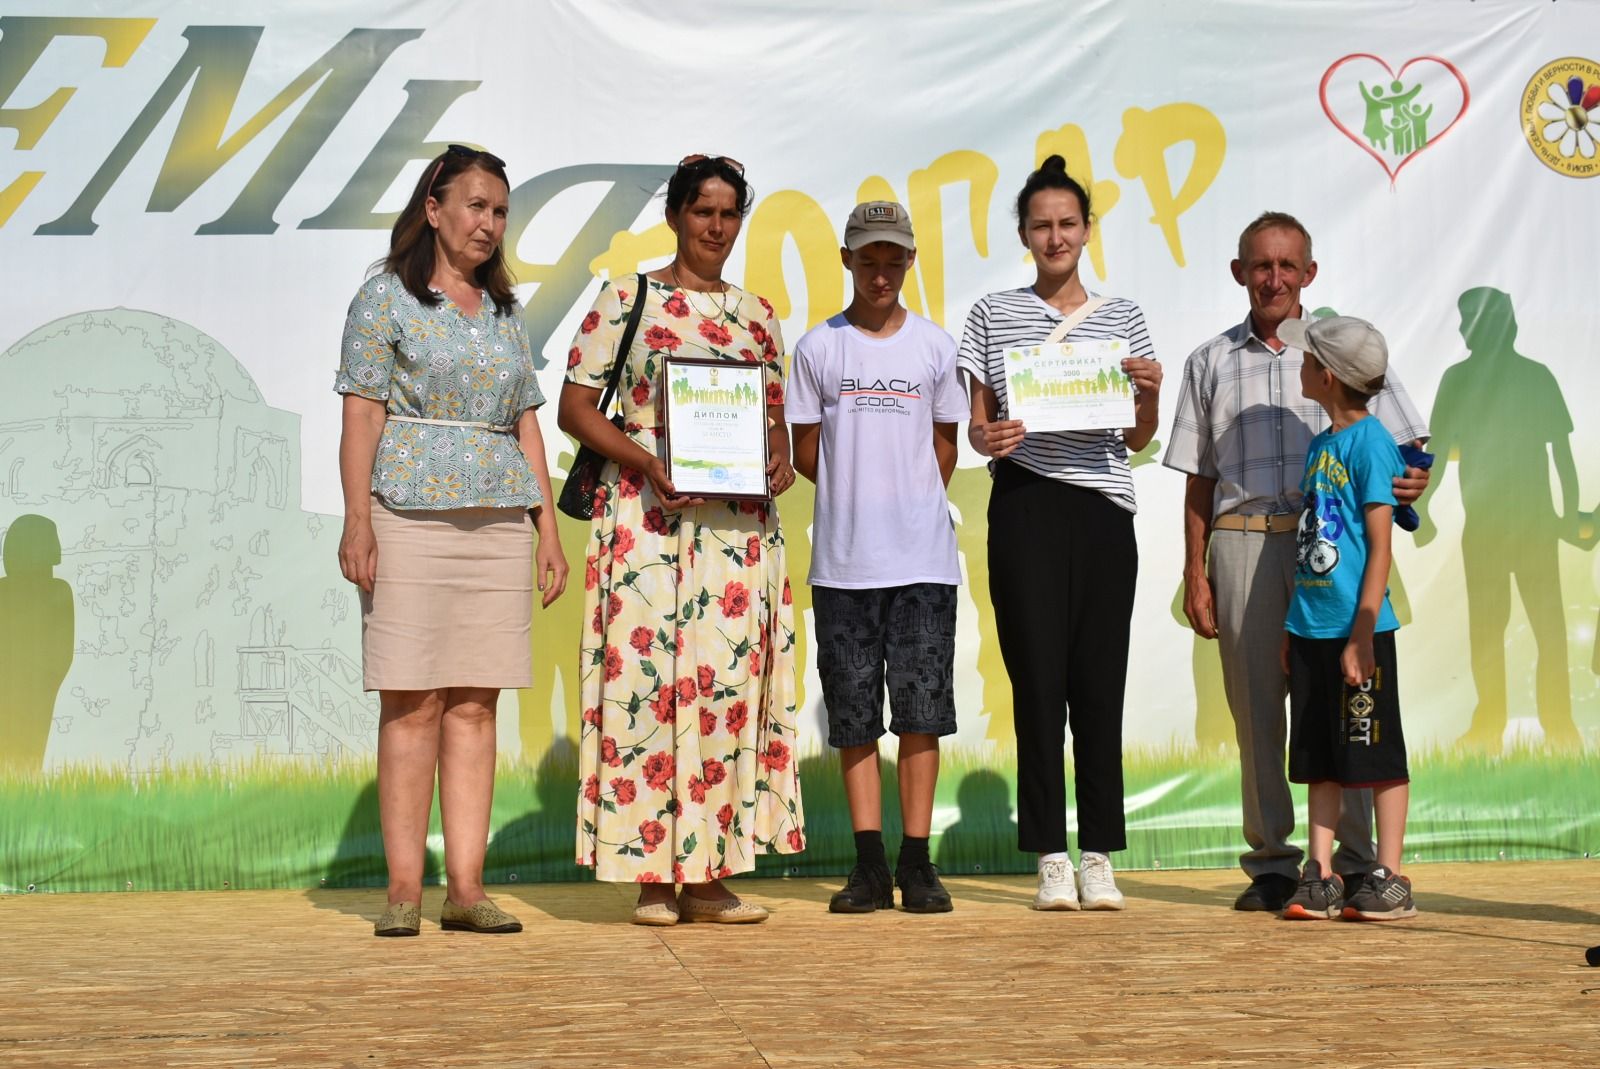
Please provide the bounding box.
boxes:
[1162,212,1431,913]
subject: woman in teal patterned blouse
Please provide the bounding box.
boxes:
[335,145,568,937]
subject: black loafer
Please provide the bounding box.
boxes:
[1233,873,1297,912]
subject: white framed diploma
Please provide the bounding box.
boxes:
[662,356,770,500]
[1002,338,1136,432]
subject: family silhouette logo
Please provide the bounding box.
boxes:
[1319,53,1470,183]
[1520,57,1600,178]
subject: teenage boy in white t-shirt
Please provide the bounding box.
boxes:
[789,201,968,914]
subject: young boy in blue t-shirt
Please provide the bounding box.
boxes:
[1277,316,1416,921]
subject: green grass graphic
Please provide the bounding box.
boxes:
[3,744,1596,892]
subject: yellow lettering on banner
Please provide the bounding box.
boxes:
[0,16,155,227]
[906,151,997,327]
[590,220,676,280]
[1034,125,1121,279]
[1113,103,1226,268]
[37,26,420,236]
[0,17,154,146]
[595,106,1226,329]
[743,190,843,331]
[856,152,996,326]
[0,172,44,228]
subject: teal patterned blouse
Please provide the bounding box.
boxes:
[335,272,546,510]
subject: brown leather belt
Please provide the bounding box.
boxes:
[1213,512,1298,533]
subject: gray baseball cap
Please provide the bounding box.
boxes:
[1279,315,1389,391]
[843,201,915,251]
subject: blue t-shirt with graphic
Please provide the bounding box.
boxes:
[1285,414,1404,639]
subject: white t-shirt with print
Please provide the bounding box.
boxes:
[788,311,968,589]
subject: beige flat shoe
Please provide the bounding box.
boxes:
[374,900,421,937]
[677,890,768,924]
[440,898,522,934]
[631,899,680,926]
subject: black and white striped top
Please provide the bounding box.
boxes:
[956,288,1155,513]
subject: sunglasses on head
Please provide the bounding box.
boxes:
[427,144,507,197]
[678,153,744,175]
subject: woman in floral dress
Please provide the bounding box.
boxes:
[558,156,805,924]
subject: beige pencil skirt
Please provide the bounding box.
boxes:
[361,498,534,692]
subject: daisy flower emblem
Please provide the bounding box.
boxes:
[1521,57,1600,178]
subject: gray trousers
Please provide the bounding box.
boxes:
[1209,528,1376,881]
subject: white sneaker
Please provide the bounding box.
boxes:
[1076,851,1126,910]
[1032,856,1080,910]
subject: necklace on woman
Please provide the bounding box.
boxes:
[670,260,731,321]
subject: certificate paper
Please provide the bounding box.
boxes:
[663,357,770,499]
[1002,338,1135,432]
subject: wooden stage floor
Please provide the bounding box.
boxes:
[3,862,1597,1068]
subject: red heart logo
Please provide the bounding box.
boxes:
[1320,54,1471,183]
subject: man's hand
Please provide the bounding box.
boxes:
[1393,439,1432,507]
[1183,570,1218,639]
[1393,467,1430,507]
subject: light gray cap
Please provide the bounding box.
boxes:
[1279,315,1389,391]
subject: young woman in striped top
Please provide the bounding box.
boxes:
[957,154,1163,912]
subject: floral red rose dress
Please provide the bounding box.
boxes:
[568,277,805,883]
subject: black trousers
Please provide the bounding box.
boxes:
[987,461,1137,855]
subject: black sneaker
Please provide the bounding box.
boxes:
[828,862,893,914]
[1340,867,1417,921]
[1233,872,1297,912]
[895,861,954,914]
[1281,861,1344,920]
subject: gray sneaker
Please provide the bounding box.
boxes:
[1281,861,1343,920]
[1340,867,1417,921]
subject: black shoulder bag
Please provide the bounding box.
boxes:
[555,273,649,520]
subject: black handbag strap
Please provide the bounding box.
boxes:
[597,272,648,417]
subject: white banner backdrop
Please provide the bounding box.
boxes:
[2,0,1598,769]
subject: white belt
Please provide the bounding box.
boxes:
[387,415,514,433]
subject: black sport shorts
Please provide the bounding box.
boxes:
[1288,630,1409,787]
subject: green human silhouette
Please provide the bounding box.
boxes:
[935,768,1027,875]
[1360,82,1392,149]
[780,474,817,722]
[517,455,595,762]
[1359,79,1422,151]
[1402,102,1433,149]
[1415,287,1582,750]
[946,465,1014,744]
[1388,114,1414,156]
[1565,507,1599,675]
[1168,581,1232,750]
[0,515,74,775]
